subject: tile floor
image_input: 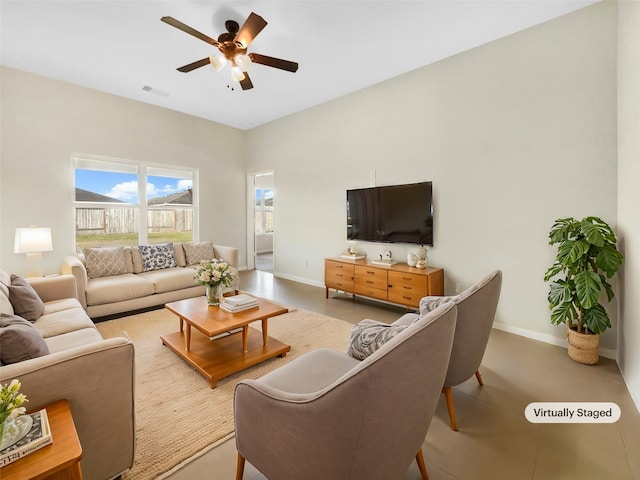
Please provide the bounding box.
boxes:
[167,270,640,480]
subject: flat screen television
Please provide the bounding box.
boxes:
[346,181,433,246]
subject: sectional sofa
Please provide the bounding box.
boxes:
[61,241,239,319]
[0,270,135,480]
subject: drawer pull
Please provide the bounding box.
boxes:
[366,280,374,284]
[366,270,375,275]
[403,286,412,290]
[403,296,412,300]
[336,273,343,277]
[403,276,412,281]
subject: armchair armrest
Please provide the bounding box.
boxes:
[0,337,135,480]
[61,255,88,308]
[27,275,77,303]
[213,245,239,269]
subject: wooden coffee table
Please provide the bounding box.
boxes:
[161,295,290,388]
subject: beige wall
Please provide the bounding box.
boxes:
[246,3,619,352]
[617,0,640,412]
[0,67,247,274]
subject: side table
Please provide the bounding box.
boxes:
[1,399,83,480]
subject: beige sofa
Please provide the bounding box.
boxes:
[61,241,239,319]
[0,270,135,480]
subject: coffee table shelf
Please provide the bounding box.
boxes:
[162,296,290,388]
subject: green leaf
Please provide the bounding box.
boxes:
[544,263,564,282]
[574,270,601,309]
[599,275,615,302]
[596,244,624,277]
[550,301,577,325]
[581,218,606,247]
[548,281,572,307]
[568,239,590,264]
[583,304,611,334]
[549,218,577,244]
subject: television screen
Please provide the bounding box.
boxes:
[346,181,433,246]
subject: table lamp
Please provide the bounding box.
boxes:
[14,227,53,277]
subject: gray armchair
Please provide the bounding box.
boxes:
[233,302,458,480]
[413,269,502,430]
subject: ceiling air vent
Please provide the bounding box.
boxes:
[142,85,170,97]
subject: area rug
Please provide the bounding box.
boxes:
[96,306,353,480]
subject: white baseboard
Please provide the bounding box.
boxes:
[274,272,325,288]
[492,321,617,359]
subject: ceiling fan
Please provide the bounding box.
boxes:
[161,12,299,91]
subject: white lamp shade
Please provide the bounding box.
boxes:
[231,66,246,82]
[210,55,227,72]
[234,54,252,72]
[14,227,53,253]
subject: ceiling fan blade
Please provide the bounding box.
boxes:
[177,58,211,73]
[249,53,299,73]
[239,73,254,90]
[234,12,267,48]
[161,16,219,47]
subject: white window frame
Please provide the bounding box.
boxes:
[73,153,198,248]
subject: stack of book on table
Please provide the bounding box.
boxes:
[221,293,259,313]
[0,409,52,467]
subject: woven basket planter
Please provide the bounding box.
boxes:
[567,326,599,365]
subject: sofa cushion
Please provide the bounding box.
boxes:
[44,327,104,354]
[85,274,155,306]
[1,270,14,315]
[183,241,215,266]
[137,267,199,294]
[34,306,98,339]
[8,274,45,321]
[130,247,144,273]
[84,247,127,279]
[346,319,408,360]
[173,243,187,267]
[0,313,50,364]
[139,243,177,272]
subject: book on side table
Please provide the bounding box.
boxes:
[0,409,52,467]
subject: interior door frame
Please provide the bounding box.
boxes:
[246,170,274,271]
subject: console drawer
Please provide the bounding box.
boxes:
[354,283,388,301]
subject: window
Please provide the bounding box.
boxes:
[254,188,273,234]
[74,155,196,252]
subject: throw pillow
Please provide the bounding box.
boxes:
[0,313,49,365]
[8,274,45,321]
[347,319,407,360]
[139,243,177,272]
[183,241,215,266]
[419,295,454,315]
[84,246,127,279]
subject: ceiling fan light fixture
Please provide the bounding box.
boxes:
[210,55,227,72]
[234,53,252,72]
[231,66,246,82]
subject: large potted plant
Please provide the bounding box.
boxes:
[544,216,623,364]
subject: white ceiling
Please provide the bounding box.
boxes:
[1,1,599,130]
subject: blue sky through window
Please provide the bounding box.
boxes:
[76,170,192,205]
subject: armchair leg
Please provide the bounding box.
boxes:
[475,369,484,386]
[415,449,429,480]
[442,386,458,431]
[236,452,246,480]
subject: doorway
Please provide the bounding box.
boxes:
[247,171,274,273]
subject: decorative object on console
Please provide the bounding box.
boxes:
[415,259,426,269]
[339,244,366,261]
[13,227,53,278]
[194,260,236,306]
[407,252,418,267]
[544,216,623,365]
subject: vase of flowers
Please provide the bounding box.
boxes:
[1,379,28,447]
[194,260,236,306]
